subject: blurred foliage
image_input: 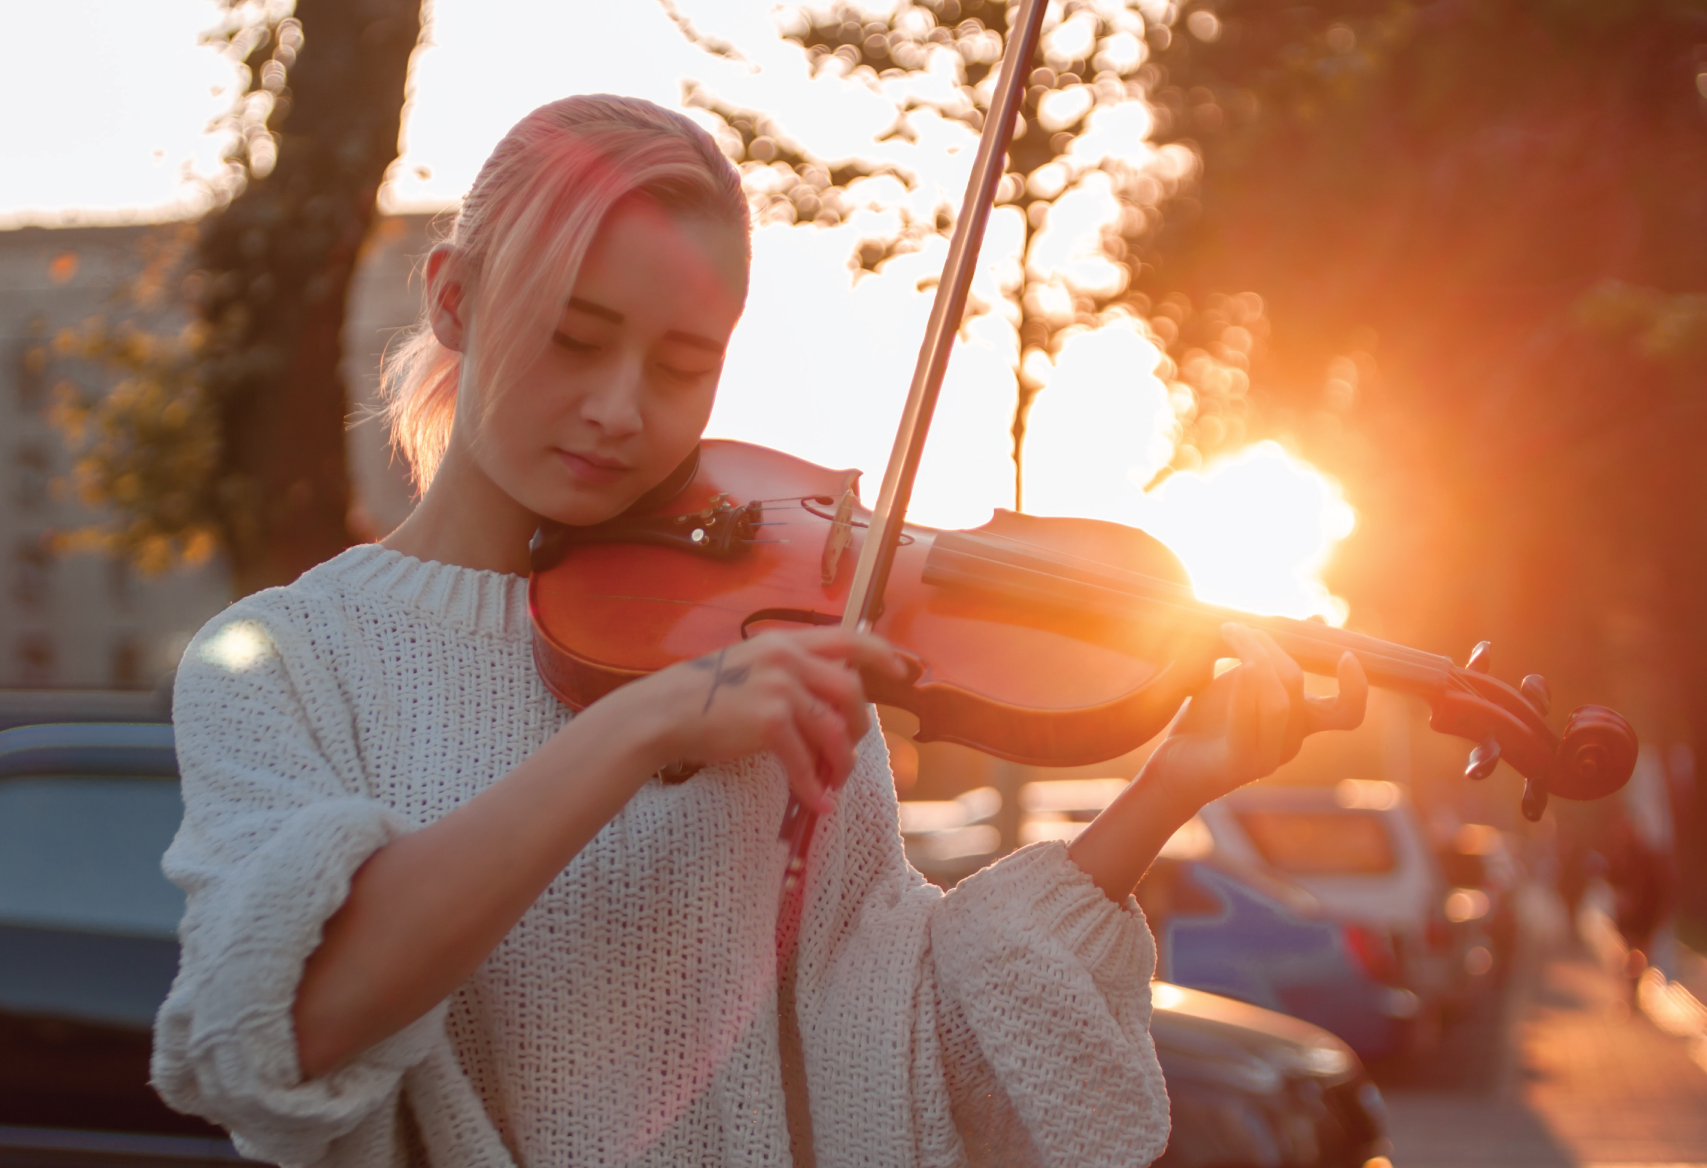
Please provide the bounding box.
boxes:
[46,227,223,570]
[1575,281,1707,368]
[47,226,228,573]
[686,0,1269,499]
[695,0,1707,896]
[51,0,422,594]
[48,321,221,575]
[689,0,1707,699]
[1132,0,1707,903]
[1127,0,1707,692]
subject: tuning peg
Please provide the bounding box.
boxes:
[1466,641,1492,673]
[1521,775,1549,822]
[1465,735,1500,781]
[1520,674,1551,716]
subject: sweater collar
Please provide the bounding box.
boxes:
[314,543,532,640]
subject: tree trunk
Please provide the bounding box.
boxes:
[196,0,423,596]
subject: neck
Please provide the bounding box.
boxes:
[382,439,539,576]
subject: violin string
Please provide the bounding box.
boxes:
[940,527,1460,673]
[730,500,1479,693]
[917,535,1454,688]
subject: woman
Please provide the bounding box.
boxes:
[152,94,1366,1168]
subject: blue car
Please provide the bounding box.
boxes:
[1137,855,1423,1061]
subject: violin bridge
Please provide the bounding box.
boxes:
[820,485,857,585]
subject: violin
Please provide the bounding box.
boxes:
[530,439,1636,821]
[527,0,1636,887]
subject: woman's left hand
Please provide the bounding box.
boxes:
[1149,622,1368,811]
[1066,622,1367,902]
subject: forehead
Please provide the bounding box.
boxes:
[569,198,749,333]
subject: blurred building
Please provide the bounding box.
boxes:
[0,215,433,689]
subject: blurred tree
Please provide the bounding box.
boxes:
[694,0,1707,914]
[53,0,423,594]
[681,0,1263,506]
[1134,0,1707,914]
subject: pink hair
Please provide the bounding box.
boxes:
[380,94,750,490]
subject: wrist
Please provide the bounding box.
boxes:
[567,681,679,784]
[1131,738,1207,828]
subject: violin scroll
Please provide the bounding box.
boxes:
[1551,704,1638,802]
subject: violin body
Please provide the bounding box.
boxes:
[531,440,1637,812]
[532,440,1217,766]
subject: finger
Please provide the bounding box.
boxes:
[1305,650,1369,733]
[790,649,874,742]
[781,679,857,791]
[744,634,870,742]
[1222,625,1291,770]
[1257,631,1307,706]
[1247,626,1310,757]
[1165,694,1194,736]
[1222,661,1260,777]
[764,702,835,812]
[777,627,909,679]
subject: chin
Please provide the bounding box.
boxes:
[534,479,644,528]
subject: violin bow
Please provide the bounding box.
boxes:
[779,0,1052,893]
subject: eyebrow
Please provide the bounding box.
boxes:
[565,297,726,353]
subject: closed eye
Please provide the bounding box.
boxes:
[657,360,721,382]
[553,330,597,353]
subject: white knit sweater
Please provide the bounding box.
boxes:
[151,545,1169,1168]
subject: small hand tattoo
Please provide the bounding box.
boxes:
[691,647,751,714]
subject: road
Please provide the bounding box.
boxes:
[1377,889,1707,1168]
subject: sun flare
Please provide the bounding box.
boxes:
[1020,319,1355,624]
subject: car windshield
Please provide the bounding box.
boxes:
[1235,809,1397,876]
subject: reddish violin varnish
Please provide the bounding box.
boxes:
[530,440,1637,819]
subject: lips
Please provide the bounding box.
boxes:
[556,448,631,486]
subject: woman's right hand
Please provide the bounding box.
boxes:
[295,627,903,1080]
[616,628,908,813]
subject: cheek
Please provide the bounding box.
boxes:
[647,384,716,449]
[469,376,568,469]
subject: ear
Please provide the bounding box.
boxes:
[425,244,469,353]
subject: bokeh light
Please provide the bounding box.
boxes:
[0,0,1360,626]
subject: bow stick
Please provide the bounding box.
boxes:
[779,0,1053,894]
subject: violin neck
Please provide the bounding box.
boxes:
[1231,610,1456,699]
[924,527,1459,704]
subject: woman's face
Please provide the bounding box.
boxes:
[448,198,749,526]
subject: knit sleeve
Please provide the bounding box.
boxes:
[793,729,1170,1168]
[150,602,449,1168]
[928,842,1171,1167]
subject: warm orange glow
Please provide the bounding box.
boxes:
[0,0,1360,624]
[1134,444,1356,623]
[1022,319,1356,624]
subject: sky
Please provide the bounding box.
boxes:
[0,0,1356,622]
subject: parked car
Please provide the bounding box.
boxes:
[1,714,1387,1167]
[1434,821,1521,975]
[1150,982,1390,1168]
[0,716,245,1164]
[1198,779,1496,1036]
[0,686,171,734]
[1007,775,1424,1060]
[1139,854,1421,1061]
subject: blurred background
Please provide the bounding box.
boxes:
[2,1,1706,1165]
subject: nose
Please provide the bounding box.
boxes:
[580,353,645,439]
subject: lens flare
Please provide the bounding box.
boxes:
[1134,444,1356,624]
[1022,320,1355,624]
